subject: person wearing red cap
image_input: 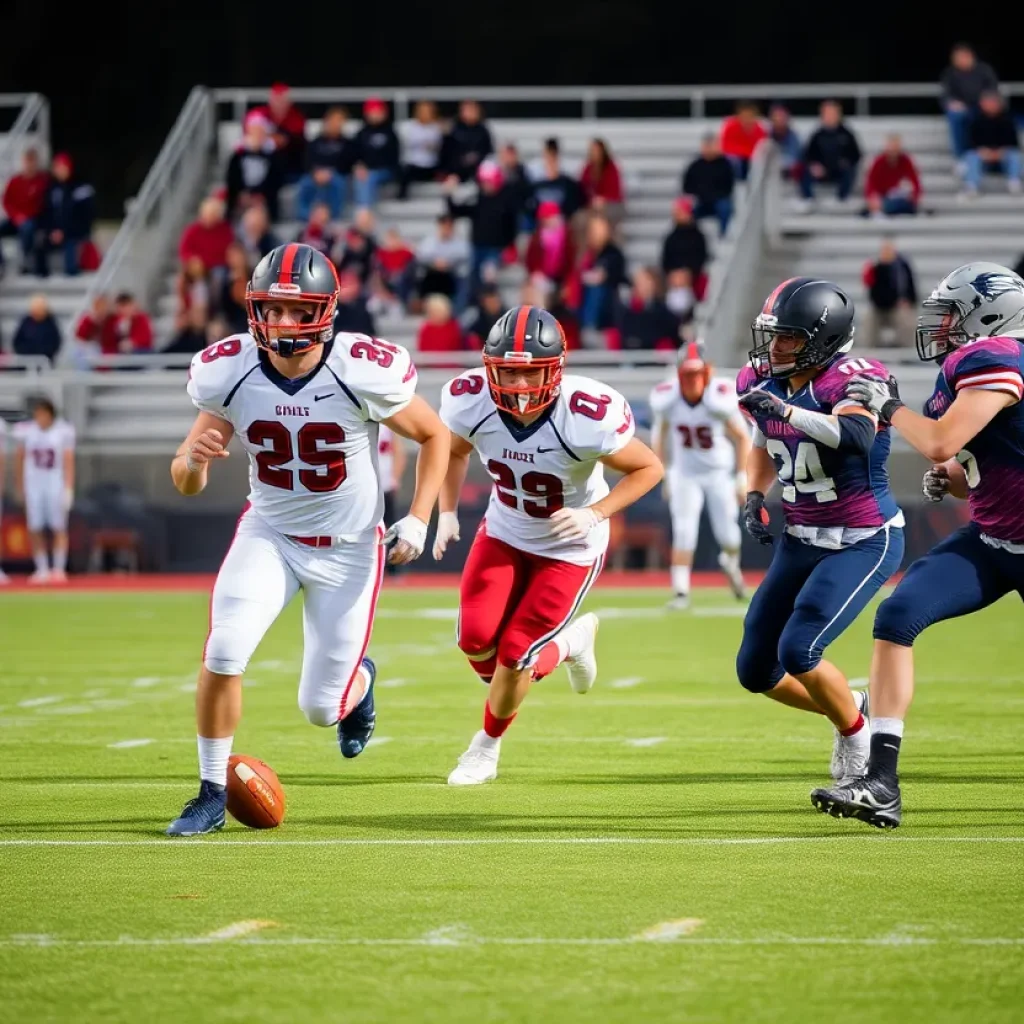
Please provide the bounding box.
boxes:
[352,99,400,209]
[524,200,576,294]
[36,153,95,277]
[243,84,307,182]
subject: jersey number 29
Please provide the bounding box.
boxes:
[765,439,837,503]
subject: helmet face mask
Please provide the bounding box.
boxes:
[677,339,712,402]
[482,305,566,416]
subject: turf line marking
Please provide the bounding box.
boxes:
[379,679,408,688]
[131,678,161,688]
[365,737,392,748]
[1,837,1022,848]
[17,696,63,708]
[624,737,667,747]
[204,920,277,941]
[610,677,644,689]
[637,919,704,941]
[107,739,155,750]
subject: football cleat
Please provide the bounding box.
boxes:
[448,731,500,785]
[831,689,870,781]
[667,594,690,611]
[718,554,746,600]
[166,780,227,837]
[810,773,902,829]
[338,657,376,759]
[564,612,599,694]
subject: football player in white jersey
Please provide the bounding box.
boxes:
[0,416,8,584]
[166,243,450,836]
[649,341,750,609]
[433,305,664,784]
[377,423,407,576]
[13,397,76,584]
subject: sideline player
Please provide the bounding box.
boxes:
[13,397,75,584]
[735,277,904,786]
[433,305,663,785]
[377,422,407,576]
[813,263,1024,827]
[649,340,750,608]
[166,243,449,836]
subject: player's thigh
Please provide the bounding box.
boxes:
[702,473,741,550]
[23,486,47,532]
[874,526,1012,646]
[457,529,528,655]
[668,472,704,550]
[499,553,603,670]
[296,535,386,726]
[736,534,820,692]
[205,514,301,676]
[780,524,904,674]
[43,487,67,532]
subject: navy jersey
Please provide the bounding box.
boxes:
[737,356,900,530]
[924,335,1024,544]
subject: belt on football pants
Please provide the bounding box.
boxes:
[288,535,335,548]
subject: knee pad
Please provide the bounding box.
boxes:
[671,512,699,553]
[735,642,783,694]
[496,632,532,671]
[872,593,921,648]
[777,628,821,678]
[202,630,249,677]
[297,694,339,729]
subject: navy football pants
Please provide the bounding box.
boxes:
[737,525,905,692]
[874,524,1024,647]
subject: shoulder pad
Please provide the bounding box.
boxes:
[648,379,678,414]
[439,370,492,439]
[944,336,1024,399]
[735,365,758,396]
[816,356,890,409]
[187,334,257,416]
[560,375,635,459]
[330,333,418,421]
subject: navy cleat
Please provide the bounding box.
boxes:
[165,780,227,837]
[338,657,376,759]
[811,773,902,829]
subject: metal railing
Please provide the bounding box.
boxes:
[67,87,216,365]
[213,82,1024,122]
[0,93,50,184]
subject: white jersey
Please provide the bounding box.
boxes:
[377,424,397,493]
[440,371,635,566]
[648,375,740,475]
[14,418,75,488]
[188,332,417,538]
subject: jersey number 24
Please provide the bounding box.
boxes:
[765,439,837,503]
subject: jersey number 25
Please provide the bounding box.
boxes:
[248,421,347,492]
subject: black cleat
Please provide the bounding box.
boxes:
[811,773,902,829]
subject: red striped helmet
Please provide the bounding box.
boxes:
[482,305,566,415]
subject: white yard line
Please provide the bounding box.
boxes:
[624,737,667,747]
[204,920,277,941]
[636,918,705,941]
[107,739,155,750]
[609,677,644,689]
[17,696,63,708]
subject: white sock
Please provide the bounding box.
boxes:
[718,550,739,572]
[473,728,500,751]
[53,547,67,572]
[671,565,691,596]
[197,735,233,787]
[873,717,904,739]
[33,551,48,573]
[552,634,571,663]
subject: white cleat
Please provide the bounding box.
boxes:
[563,612,599,694]
[666,594,690,611]
[448,731,500,786]
[0,569,10,585]
[49,569,68,584]
[831,689,870,782]
[28,570,50,585]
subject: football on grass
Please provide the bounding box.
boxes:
[226,754,286,829]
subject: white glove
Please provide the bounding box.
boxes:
[922,465,950,503]
[382,515,428,565]
[549,506,605,541]
[432,511,461,560]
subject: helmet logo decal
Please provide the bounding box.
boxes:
[971,271,1022,303]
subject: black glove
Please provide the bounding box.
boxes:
[738,390,790,422]
[844,374,904,425]
[743,490,773,546]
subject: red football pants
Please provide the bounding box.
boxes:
[457,528,603,680]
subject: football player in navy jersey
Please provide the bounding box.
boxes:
[735,278,905,788]
[813,263,1024,828]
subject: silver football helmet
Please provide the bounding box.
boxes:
[916,262,1024,362]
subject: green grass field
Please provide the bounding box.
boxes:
[1,584,1022,1023]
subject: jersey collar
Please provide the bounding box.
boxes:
[258,341,334,396]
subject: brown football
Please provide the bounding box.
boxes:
[226,754,286,829]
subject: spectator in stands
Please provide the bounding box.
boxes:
[940,43,1000,159]
[107,293,154,354]
[863,134,923,217]
[352,98,401,209]
[165,305,209,355]
[179,196,234,275]
[497,142,530,228]
[399,101,444,198]
[37,153,95,277]
[213,242,250,335]
[175,256,210,331]
[580,138,625,224]
[296,161,345,222]
[414,213,470,305]
[576,213,627,343]
[719,101,767,181]
[226,116,283,221]
[665,268,697,324]
[660,197,708,285]
[528,138,584,225]
[0,148,48,276]
[336,208,378,286]
[1015,252,1024,280]
[863,238,917,348]
[617,267,683,351]
[797,100,862,209]
[416,293,464,353]
[465,284,504,345]
[529,281,581,350]
[681,134,735,236]
[73,293,113,363]
[12,294,61,363]
[962,91,1022,196]
[306,106,355,179]
[371,227,417,312]
[334,271,376,336]
[768,103,802,180]
[298,202,341,260]
[246,83,307,182]
[236,204,280,267]
[525,199,576,297]
[441,100,494,184]
[447,159,519,308]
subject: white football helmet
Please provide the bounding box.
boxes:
[916,262,1024,362]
